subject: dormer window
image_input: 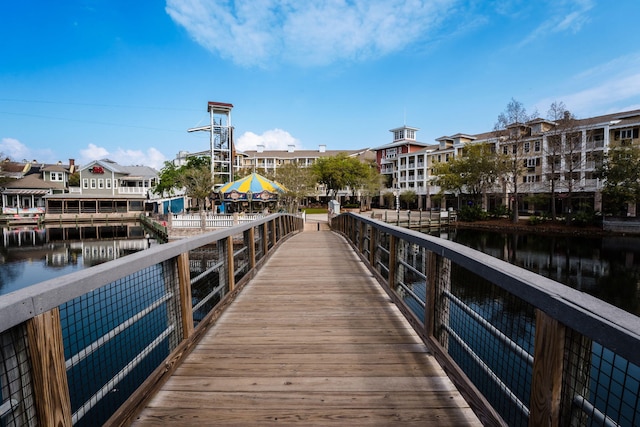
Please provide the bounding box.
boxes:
[50,172,63,182]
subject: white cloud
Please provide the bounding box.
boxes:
[165,0,457,67]
[235,128,301,151]
[79,144,167,170]
[535,53,640,117]
[516,0,594,48]
[0,137,57,163]
[79,143,109,163]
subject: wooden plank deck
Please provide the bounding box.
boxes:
[131,228,481,426]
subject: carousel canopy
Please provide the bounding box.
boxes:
[218,173,286,202]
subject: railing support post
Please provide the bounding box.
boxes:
[248,227,256,270]
[262,222,269,257]
[270,220,277,249]
[226,236,235,292]
[368,226,376,267]
[529,309,565,427]
[388,234,397,290]
[26,309,73,426]
[177,253,194,339]
[425,251,438,337]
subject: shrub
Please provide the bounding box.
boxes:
[528,215,543,226]
[572,210,596,227]
[489,204,509,218]
[458,205,488,222]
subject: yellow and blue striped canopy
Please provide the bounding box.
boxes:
[219,173,286,201]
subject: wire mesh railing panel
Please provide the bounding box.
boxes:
[267,222,274,250]
[60,263,177,427]
[394,239,427,323]
[233,232,250,283]
[0,326,35,427]
[189,243,223,325]
[362,224,371,260]
[254,225,265,262]
[374,229,390,280]
[437,261,535,427]
[562,327,640,427]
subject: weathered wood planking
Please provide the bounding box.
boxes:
[131,230,481,426]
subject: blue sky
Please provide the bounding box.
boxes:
[1,0,639,170]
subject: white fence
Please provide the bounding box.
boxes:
[170,213,265,229]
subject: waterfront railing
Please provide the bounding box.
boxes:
[332,212,640,427]
[0,213,302,426]
[170,213,265,229]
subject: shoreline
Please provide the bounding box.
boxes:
[453,218,614,237]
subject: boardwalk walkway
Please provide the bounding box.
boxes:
[131,224,481,426]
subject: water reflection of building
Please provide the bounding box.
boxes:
[467,241,610,291]
[70,239,149,265]
[2,225,151,268]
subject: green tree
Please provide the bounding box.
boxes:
[399,190,417,209]
[273,162,316,213]
[545,102,583,223]
[600,146,640,216]
[312,153,370,200]
[178,164,214,229]
[358,161,383,211]
[495,98,538,223]
[432,142,506,209]
[153,156,213,219]
[154,161,182,197]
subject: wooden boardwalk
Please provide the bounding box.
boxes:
[131,227,481,426]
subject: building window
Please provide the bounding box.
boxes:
[90,179,96,189]
[524,142,530,153]
[50,172,63,181]
[106,179,111,189]
[406,129,415,139]
[98,179,104,189]
[82,178,89,189]
[394,130,403,141]
[621,129,633,139]
[113,179,118,188]
[534,140,541,152]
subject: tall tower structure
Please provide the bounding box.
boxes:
[188,101,234,185]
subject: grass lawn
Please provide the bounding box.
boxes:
[302,208,328,214]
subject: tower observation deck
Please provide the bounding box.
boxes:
[187,101,234,186]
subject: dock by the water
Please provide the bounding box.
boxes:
[131,227,480,426]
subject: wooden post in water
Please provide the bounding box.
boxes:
[26,309,73,426]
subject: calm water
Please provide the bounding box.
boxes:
[428,227,640,316]
[0,225,154,296]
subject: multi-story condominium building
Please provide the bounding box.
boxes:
[374,109,640,215]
